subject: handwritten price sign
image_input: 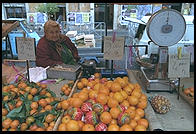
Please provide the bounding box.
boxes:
[16,37,36,60]
[168,54,190,78]
[103,36,125,60]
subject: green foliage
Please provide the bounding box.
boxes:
[36,3,59,15]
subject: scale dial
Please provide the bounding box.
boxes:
[146,9,186,46]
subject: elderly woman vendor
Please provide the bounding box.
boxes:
[36,20,80,67]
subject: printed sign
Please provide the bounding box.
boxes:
[104,36,125,60]
[16,37,36,60]
[168,54,190,78]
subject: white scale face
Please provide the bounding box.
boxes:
[146,9,186,47]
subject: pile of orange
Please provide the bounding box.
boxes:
[2,81,62,131]
[183,87,194,98]
[58,73,149,131]
[60,81,74,96]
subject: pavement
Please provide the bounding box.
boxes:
[128,70,194,131]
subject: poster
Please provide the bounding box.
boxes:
[75,13,83,25]
[68,12,76,24]
[83,13,90,23]
[37,13,45,23]
[27,13,37,24]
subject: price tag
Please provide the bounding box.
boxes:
[104,36,125,60]
[168,54,190,78]
[16,37,36,60]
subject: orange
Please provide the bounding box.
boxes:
[78,92,88,102]
[120,90,128,100]
[45,92,52,98]
[111,82,121,92]
[20,123,28,131]
[66,120,80,131]
[128,96,139,106]
[30,88,38,95]
[45,105,53,111]
[78,121,84,131]
[16,100,23,108]
[31,102,38,109]
[35,127,45,131]
[93,83,101,91]
[61,86,67,92]
[72,98,83,108]
[29,124,38,131]
[82,124,95,131]
[124,86,133,96]
[107,97,119,108]
[94,73,101,79]
[45,98,51,104]
[109,92,114,98]
[81,88,89,94]
[81,78,88,87]
[61,100,70,110]
[58,123,67,131]
[107,124,120,131]
[137,118,149,129]
[117,77,127,88]
[131,90,141,98]
[28,94,33,100]
[38,99,47,107]
[10,120,19,129]
[26,116,35,125]
[137,100,147,109]
[49,121,55,127]
[9,128,16,131]
[125,107,136,119]
[135,125,146,131]
[135,108,145,118]
[40,89,47,95]
[120,124,133,131]
[113,92,124,103]
[129,120,137,129]
[121,100,130,108]
[133,113,141,121]
[2,108,8,116]
[140,93,147,100]
[73,92,79,98]
[89,90,98,99]
[110,119,117,125]
[77,82,84,90]
[87,81,94,89]
[100,112,112,124]
[43,122,49,129]
[62,115,71,124]
[110,107,121,119]
[8,103,14,110]
[40,84,47,89]
[105,81,113,90]
[128,83,135,89]
[25,86,31,92]
[45,114,54,123]
[96,93,108,105]
[99,86,110,96]
[46,126,53,131]
[30,109,38,115]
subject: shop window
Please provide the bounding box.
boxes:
[6,7,26,18]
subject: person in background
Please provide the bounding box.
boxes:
[36,20,80,68]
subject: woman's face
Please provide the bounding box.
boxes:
[45,26,60,42]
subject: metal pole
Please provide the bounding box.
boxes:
[26,60,30,83]
[110,60,113,80]
[177,78,180,100]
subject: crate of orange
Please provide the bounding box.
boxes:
[54,73,150,131]
[2,81,64,131]
[180,86,194,108]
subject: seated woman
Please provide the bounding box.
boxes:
[36,20,80,67]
